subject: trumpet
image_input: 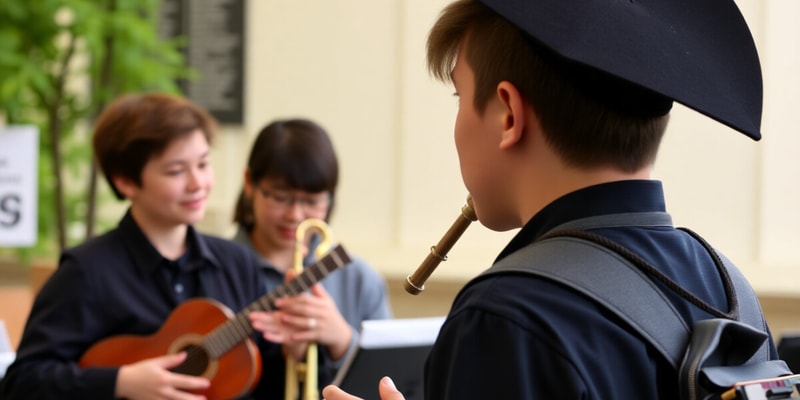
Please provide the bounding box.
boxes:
[405,195,477,295]
[285,218,332,400]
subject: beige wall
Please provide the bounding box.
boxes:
[190,1,800,304]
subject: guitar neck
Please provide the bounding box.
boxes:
[203,244,351,357]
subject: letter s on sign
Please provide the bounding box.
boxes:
[0,194,21,228]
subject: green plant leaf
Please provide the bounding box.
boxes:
[0,0,195,263]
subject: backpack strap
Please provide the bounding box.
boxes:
[716,252,770,359]
[481,212,769,368]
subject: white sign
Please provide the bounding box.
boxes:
[0,125,39,247]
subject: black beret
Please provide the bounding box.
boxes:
[479,0,763,140]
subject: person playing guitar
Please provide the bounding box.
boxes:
[1,93,295,400]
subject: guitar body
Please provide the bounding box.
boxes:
[79,298,262,400]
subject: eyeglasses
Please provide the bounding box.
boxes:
[256,186,330,213]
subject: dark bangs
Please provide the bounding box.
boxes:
[248,119,338,194]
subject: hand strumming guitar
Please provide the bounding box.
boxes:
[115,352,210,400]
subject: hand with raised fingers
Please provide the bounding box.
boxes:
[322,377,406,400]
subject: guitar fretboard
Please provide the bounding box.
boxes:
[203,244,351,357]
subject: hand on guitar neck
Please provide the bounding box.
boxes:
[250,269,354,362]
[79,245,351,400]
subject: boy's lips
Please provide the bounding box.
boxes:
[182,197,205,209]
[279,227,297,239]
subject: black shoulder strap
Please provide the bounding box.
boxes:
[481,212,769,368]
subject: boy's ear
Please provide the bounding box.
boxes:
[496,81,527,150]
[111,175,136,200]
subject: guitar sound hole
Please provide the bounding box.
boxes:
[170,344,210,376]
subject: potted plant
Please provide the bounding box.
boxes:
[0,0,193,290]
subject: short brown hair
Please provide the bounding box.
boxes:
[427,0,669,172]
[92,93,217,200]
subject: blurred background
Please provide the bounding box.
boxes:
[0,0,799,352]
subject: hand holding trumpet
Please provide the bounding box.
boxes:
[249,284,353,361]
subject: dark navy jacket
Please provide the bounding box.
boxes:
[424,180,778,399]
[1,211,283,399]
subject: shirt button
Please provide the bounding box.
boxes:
[175,283,184,294]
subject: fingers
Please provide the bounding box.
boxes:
[250,311,291,343]
[271,295,318,326]
[157,351,188,368]
[280,314,319,334]
[260,287,346,345]
[274,293,317,314]
[321,378,406,400]
[157,353,210,393]
[274,294,351,348]
[250,311,318,344]
[274,287,335,322]
[322,384,365,400]
[378,377,406,400]
[269,315,315,343]
[170,373,211,394]
[116,353,210,400]
[249,310,321,344]
[249,311,280,332]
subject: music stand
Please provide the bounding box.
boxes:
[779,334,800,374]
[331,316,445,400]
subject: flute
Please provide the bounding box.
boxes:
[404,195,477,295]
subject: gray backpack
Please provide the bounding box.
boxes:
[484,212,795,400]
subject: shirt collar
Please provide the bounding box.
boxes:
[232,226,283,275]
[495,180,667,262]
[119,209,221,276]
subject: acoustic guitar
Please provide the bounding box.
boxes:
[79,244,351,400]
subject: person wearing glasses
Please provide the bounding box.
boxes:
[231,118,392,397]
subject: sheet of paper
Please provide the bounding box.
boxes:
[0,319,15,378]
[359,316,446,349]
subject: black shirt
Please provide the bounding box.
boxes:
[425,180,779,399]
[1,210,282,399]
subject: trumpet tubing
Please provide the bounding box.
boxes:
[285,218,332,400]
[405,195,477,295]
[294,218,333,267]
